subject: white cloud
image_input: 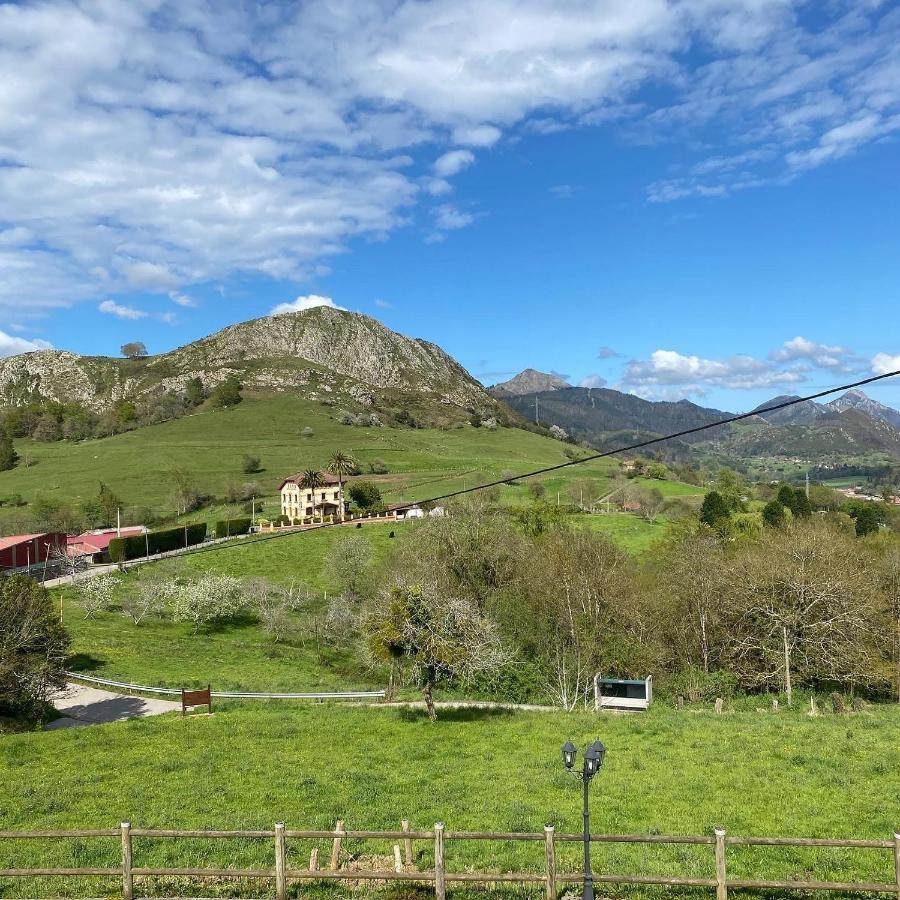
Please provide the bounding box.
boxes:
[0,0,898,314]
[597,345,621,359]
[770,336,860,373]
[270,294,346,315]
[433,205,475,231]
[125,262,180,291]
[622,349,807,392]
[872,353,900,376]
[433,149,476,177]
[579,374,608,388]
[0,329,52,357]
[452,124,502,147]
[169,292,196,307]
[374,298,393,309]
[98,300,148,320]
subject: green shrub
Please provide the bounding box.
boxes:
[109,523,207,562]
[214,517,252,539]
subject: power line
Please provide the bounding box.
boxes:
[116,367,900,563]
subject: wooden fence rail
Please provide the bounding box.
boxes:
[1,823,898,900]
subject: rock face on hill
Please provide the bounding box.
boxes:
[0,307,498,418]
[490,369,570,396]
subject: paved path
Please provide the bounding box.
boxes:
[49,682,180,729]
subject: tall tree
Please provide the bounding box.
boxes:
[721,522,881,704]
[299,469,326,519]
[120,342,148,359]
[0,576,70,721]
[365,581,507,720]
[327,451,357,522]
[0,425,18,472]
[98,482,124,526]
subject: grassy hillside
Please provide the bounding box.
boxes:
[58,511,674,691]
[1,394,645,529]
[1,703,898,898]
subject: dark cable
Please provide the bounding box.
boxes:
[114,367,900,563]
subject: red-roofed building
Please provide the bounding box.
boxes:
[0,533,67,572]
[67,527,147,563]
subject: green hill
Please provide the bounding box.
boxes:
[0,393,624,531]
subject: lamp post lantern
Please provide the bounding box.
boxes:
[560,739,606,900]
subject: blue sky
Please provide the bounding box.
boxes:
[1,0,898,412]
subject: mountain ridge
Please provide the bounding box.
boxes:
[490,368,571,396]
[0,307,500,422]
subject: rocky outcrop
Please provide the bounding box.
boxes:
[490,369,570,397]
[0,307,494,415]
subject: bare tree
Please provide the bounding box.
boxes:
[721,522,881,704]
[323,534,374,597]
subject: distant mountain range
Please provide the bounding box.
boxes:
[493,369,900,464]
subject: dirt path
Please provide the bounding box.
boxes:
[49,682,181,729]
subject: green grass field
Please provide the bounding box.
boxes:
[59,511,675,691]
[1,703,897,898]
[0,394,711,532]
[0,396,607,518]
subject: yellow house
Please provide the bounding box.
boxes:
[280,472,349,520]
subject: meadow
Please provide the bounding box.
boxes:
[0,395,637,530]
[59,510,670,692]
[1,702,897,899]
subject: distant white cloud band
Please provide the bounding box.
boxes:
[0,329,52,357]
[270,294,346,315]
[1,1,898,312]
[619,336,898,398]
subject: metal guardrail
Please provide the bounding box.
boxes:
[64,672,385,701]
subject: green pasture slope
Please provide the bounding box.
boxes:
[0,394,634,526]
[1,703,898,899]
[59,511,668,691]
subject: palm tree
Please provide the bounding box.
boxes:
[299,469,326,522]
[327,451,357,523]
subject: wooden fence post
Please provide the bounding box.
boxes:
[309,847,318,872]
[714,828,728,900]
[330,819,344,870]
[893,832,899,900]
[120,822,133,900]
[402,819,414,867]
[434,822,446,900]
[544,824,557,900]
[394,845,403,872]
[274,823,286,900]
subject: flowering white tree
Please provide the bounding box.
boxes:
[75,575,118,619]
[170,575,247,632]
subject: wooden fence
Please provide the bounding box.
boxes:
[1,823,898,900]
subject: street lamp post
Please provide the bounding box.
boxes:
[561,739,607,900]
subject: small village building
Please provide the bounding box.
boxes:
[67,527,147,564]
[389,503,446,520]
[0,533,67,573]
[280,472,349,520]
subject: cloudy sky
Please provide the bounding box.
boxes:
[1,0,898,410]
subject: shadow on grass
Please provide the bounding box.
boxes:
[395,706,517,724]
[66,652,105,672]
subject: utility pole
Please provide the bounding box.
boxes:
[252,496,256,526]
[805,471,810,499]
[535,395,539,425]
[117,507,121,537]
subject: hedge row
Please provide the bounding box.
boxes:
[214,517,252,539]
[109,523,207,562]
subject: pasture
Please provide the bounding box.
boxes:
[1,702,897,899]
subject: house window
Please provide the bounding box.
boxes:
[333,492,338,500]
[306,493,312,501]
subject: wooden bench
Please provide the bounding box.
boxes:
[181,685,212,716]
